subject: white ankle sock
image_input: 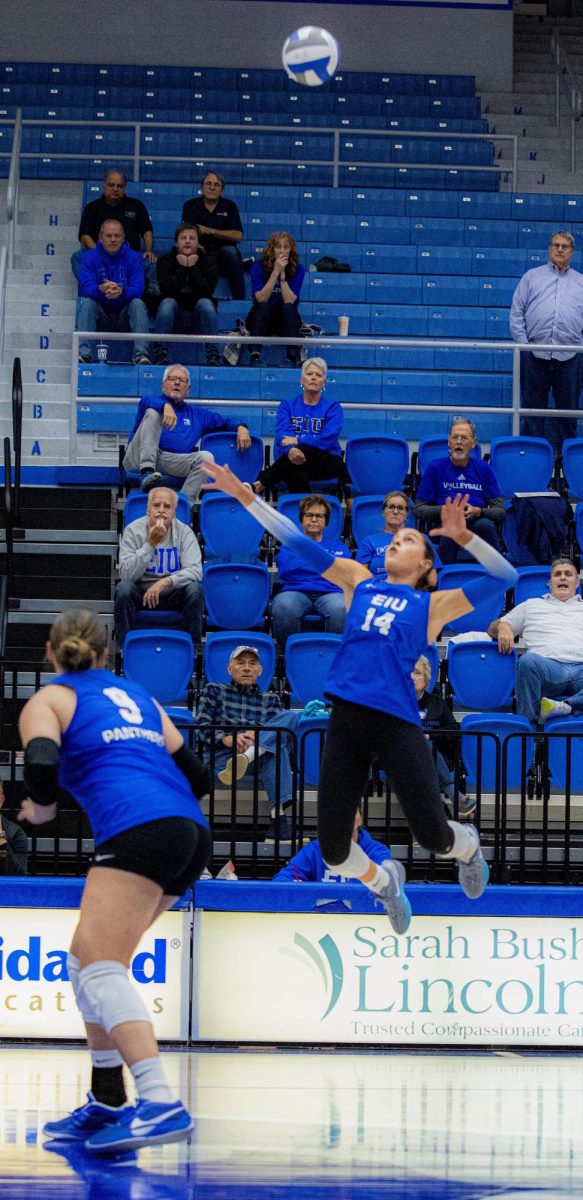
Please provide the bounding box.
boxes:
[244,745,266,764]
[326,839,370,879]
[130,1056,173,1103]
[442,821,478,862]
[91,1047,124,1070]
[365,864,391,896]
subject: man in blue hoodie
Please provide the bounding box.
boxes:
[273,808,391,882]
[76,218,151,364]
[123,364,252,500]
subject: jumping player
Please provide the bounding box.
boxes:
[18,608,211,1155]
[202,463,518,934]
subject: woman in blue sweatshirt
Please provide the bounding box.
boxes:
[253,358,349,496]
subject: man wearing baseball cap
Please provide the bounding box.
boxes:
[196,645,298,842]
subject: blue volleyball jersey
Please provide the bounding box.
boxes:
[52,669,208,845]
[325,578,431,724]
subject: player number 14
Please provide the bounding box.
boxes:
[361,608,396,636]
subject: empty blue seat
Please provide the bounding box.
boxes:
[417,245,473,275]
[296,713,330,787]
[199,493,263,562]
[277,494,344,541]
[422,277,478,306]
[122,629,194,724]
[546,715,583,791]
[346,435,409,495]
[446,641,517,710]
[428,307,486,338]
[463,220,518,249]
[285,633,342,706]
[203,562,271,630]
[461,713,534,792]
[366,275,422,305]
[489,437,554,496]
[561,439,583,498]
[199,432,264,486]
[370,306,428,337]
[438,565,505,634]
[203,630,276,687]
[382,371,442,405]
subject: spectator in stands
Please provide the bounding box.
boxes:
[181,171,245,301]
[509,231,583,451]
[488,558,583,724]
[271,494,350,654]
[72,168,155,281]
[357,491,411,573]
[273,808,391,882]
[76,219,151,365]
[196,645,298,842]
[153,223,221,367]
[252,359,348,496]
[114,486,203,649]
[0,782,28,875]
[246,232,305,367]
[412,655,475,818]
[123,364,252,501]
[413,418,505,564]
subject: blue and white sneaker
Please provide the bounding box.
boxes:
[84,1098,193,1154]
[43,1092,131,1141]
[375,860,412,935]
[457,825,489,900]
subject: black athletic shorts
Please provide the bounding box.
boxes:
[91,817,212,895]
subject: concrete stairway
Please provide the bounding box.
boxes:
[0,179,80,465]
[482,13,583,192]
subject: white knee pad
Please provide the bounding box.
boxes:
[79,960,151,1035]
[67,952,100,1025]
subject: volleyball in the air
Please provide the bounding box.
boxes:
[282,27,340,88]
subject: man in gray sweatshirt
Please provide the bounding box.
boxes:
[114,487,203,648]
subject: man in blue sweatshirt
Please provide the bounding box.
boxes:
[273,808,391,882]
[76,218,151,365]
[123,364,252,501]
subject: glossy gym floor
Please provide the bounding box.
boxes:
[0,1044,581,1199]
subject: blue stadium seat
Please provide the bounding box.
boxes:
[353,190,407,217]
[199,432,264,485]
[123,489,190,526]
[418,435,481,475]
[458,192,512,218]
[277,494,344,541]
[428,307,486,338]
[382,371,442,405]
[470,248,526,276]
[122,629,194,724]
[376,345,435,371]
[410,218,465,246]
[446,641,517,710]
[561,439,583,498]
[203,631,276,687]
[405,191,452,218]
[366,275,422,305]
[438,565,505,634]
[422,277,479,306]
[463,220,517,248]
[513,565,555,605]
[370,306,428,337]
[296,714,329,787]
[345,435,409,496]
[199,493,263,562]
[546,715,583,791]
[203,562,271,630]
[489,437,554,496]
[308,273,366,303]
[285,633,342,706]
[461,713,534,792]
[417,246,473,275]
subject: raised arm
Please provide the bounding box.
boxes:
[427,495,518,643]
[201,461,369,605]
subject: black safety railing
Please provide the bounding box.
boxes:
[1,719,583,884]
[2,437,14,613]
[11,356,22,529]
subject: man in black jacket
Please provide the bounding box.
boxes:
[153,224,221,366]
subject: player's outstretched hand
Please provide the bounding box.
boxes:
[429,493,469,543]
[201,461,253,506]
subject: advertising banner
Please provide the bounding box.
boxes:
[194,911,583,1047]
[0,908,191,1040]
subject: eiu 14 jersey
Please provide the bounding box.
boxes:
[325,578,431,725]
[52,669,209,845]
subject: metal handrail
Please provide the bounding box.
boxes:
[0,114,519,188]
[551,30,583,172]
[11,357,22,527]
[2,438,13,605]
[5,108,21,270]
[0,244,7,366]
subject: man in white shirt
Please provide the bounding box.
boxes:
[488,559,583,723]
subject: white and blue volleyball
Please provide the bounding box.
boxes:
[282,27,340,88]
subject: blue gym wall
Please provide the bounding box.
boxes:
[2,0,513,90]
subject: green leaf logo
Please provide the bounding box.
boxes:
[280,931,344,1019]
